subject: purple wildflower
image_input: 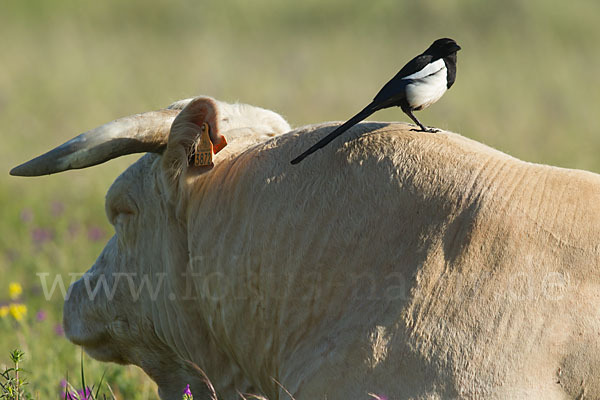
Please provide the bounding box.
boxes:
[87,226,106,242]
[77,386,93,399]
[20,208,33,223]
[183,384,193,399]
[54,323,64,336]
[59,379,72,399]
[31,227,53,246]
[59,379,93,400]
[51,201,65,217]
[36,310,47,322]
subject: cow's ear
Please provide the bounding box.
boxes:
[161,97,227,186]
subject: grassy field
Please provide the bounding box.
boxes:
[1,0,599,398]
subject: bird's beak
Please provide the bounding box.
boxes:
[454,44,462,52]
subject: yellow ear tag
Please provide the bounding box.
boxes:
[194,122,214,167]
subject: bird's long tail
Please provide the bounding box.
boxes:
[290,103,379,165]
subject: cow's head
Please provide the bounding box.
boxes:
[11,97,290,398]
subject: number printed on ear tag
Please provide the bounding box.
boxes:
[194,122,214,167]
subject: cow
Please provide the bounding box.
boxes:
[10,96,600,399]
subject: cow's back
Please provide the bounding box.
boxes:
[186,122,600,399]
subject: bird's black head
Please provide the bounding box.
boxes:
[425,38,461,58]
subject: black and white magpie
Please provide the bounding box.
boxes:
[291,38,461,165]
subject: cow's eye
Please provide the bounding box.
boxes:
[114,211,133,226]
[108,207,135,227]
[107,194,138,226]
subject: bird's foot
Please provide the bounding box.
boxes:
[410,126,440,133]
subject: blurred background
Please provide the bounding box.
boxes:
[1,0,599,398]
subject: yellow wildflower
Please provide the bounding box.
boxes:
[0,305,8,318]
[9,303,27,321]
[9,282,23,300]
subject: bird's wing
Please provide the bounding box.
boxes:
[372,53,435,104]
[395,53,435,80]
[401,58,445,80]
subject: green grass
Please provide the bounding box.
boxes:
[1,0,599,398]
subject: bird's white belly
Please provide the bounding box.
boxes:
[405,67,448,111]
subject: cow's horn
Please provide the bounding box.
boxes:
[10,109,180,176]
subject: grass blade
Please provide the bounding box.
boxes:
[94,369,107,399]
[80,350,86,399]
[104,381,117,400]
[64,371,69,400]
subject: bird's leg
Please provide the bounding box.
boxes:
[404,109,439,133]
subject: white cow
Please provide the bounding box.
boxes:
[11,97,600,399]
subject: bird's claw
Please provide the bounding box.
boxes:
[410,126,440,133]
